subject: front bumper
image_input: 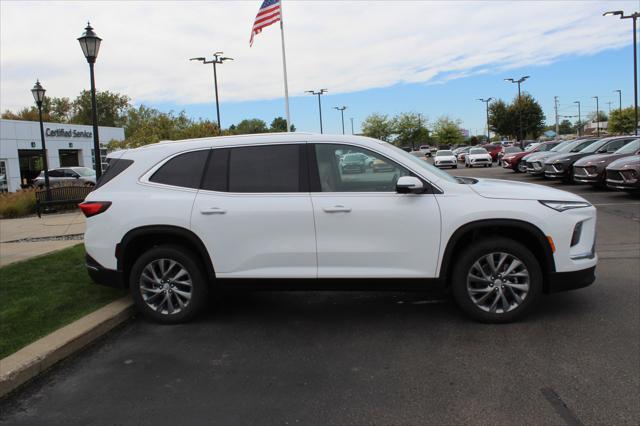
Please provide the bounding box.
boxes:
[544,164,567,179]
[547,266,596,293]
[86,253,126,289]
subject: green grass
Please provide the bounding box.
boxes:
[0,244,126,358]
[0,189,36,218]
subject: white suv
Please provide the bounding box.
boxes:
[82,133,597,324]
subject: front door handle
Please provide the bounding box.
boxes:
[323,205,352,213]
[200,207,227,215]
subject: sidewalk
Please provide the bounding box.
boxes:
[0,212,85,267]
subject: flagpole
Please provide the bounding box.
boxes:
[279,0,291,131]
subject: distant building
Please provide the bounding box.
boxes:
[0,119,124,192]
[582,121,608,136]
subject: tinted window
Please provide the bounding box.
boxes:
[48,169,64,177]
[95,158,133,189]
[470,148,487,154]
[150,150,208,189]
[201,148,229,192]
[615,139,640,154]
[315,144,411,192]
[605,138,633,153]
[228,145,302,193]
[63,169,78,177]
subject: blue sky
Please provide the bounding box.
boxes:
[155,44,636,136]
[1,1,636,137]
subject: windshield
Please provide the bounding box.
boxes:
[524,143,539,151]
[504,147,522,153]
[550,140,574,152]
[579,139,609,153]
[386,143,458,184]
[614,139,639,154]
[73,167,96,176]
[470,148,487,154]
[343,154,363,162]
[436,150,453,156]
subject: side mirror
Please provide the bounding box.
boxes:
[396,176,424,194]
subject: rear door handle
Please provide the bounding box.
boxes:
[323,205,352,213]
[200,207,227,215]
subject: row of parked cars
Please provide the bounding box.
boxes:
[500,136,640,192]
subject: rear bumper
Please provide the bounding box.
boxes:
[86,253,126,289]
[546,266,596,293]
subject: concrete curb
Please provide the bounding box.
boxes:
[0,296,134,398]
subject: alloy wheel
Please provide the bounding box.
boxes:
[139,258,192,315]
[466,252,530,314]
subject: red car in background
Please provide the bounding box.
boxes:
[481,144,503,162]
[501,140,561,172]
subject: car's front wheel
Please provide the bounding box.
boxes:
[130,245,209,324]
[451,237,542,323]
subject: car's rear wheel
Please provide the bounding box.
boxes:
[451,237,542,323]
[130,245,208,324]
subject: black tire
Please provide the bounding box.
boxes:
[489,163,493,167]
[453,165,458,169]
[451,237,543,323]
[129,245,209,324]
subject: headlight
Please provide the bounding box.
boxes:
[539,200,592,212]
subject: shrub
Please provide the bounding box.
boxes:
[0,189,37,218]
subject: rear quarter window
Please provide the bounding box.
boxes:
[149,150,208,189]
[95,158,134,189]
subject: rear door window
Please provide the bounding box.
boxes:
[227,144,305,193]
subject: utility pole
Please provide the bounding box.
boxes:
[477,98,493,142]
[614,89,622,112]
[305,89,328,133]
[606,101,612,115]
[554,96,559,136]
[593,96,600,137]
[350,117,354,135]
[334,106,347,134]
[190,53,233,134]
[573,101,581,137]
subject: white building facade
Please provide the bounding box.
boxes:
[0,119,125,192]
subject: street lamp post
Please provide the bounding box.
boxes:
[305,89,327,133]
[604,10,639,135]
[504,75,530,147]
[593,96,600,137]
[350,117,354,135]
[614,89,622,112]
[31,80,51,202]
[477,98,493,142]
[573,101,581,137]
[334,106,347,134]
[190,53,233,134]
[77,22,103,178]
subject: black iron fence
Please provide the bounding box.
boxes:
[35,186,93,217]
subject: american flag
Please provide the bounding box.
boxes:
[249,0,281,46]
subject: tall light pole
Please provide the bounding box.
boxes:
[554,96,559,136]
[593,96,600,137]
[477,98,492,142]
[305,89,327,133]
[505,75,530,146]
[350,117,355,135]
[614,89,622,112]
[77,22,103,178]
[573,101,581,137]
[31,80,51,202]
[604,10,639,135]
[190,53,233,134]
[334,106,347,134]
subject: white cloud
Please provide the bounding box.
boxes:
[0,0,633,111]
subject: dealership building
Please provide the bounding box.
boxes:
[0,119,125,192]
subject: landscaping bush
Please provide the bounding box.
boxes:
[0,189,37,218]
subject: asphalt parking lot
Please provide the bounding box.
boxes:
[1,164,639,426]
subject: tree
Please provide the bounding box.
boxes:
[392,112,429,150]
[608,107,637,135]
[231,118,268,135]
[432,117,464,146]
[69,90,130,128]
[488,99,514,138]
[558,119,574,135]
[589,110,608,123]
[361,113,393,142]
[268,117,295,132]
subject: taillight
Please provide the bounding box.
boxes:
[79,201,111,218]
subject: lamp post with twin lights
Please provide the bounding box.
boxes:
[31,80,51,202]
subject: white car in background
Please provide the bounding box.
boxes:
[465,147,493,168]
[419,145,432,157]
[434,150,457,168]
